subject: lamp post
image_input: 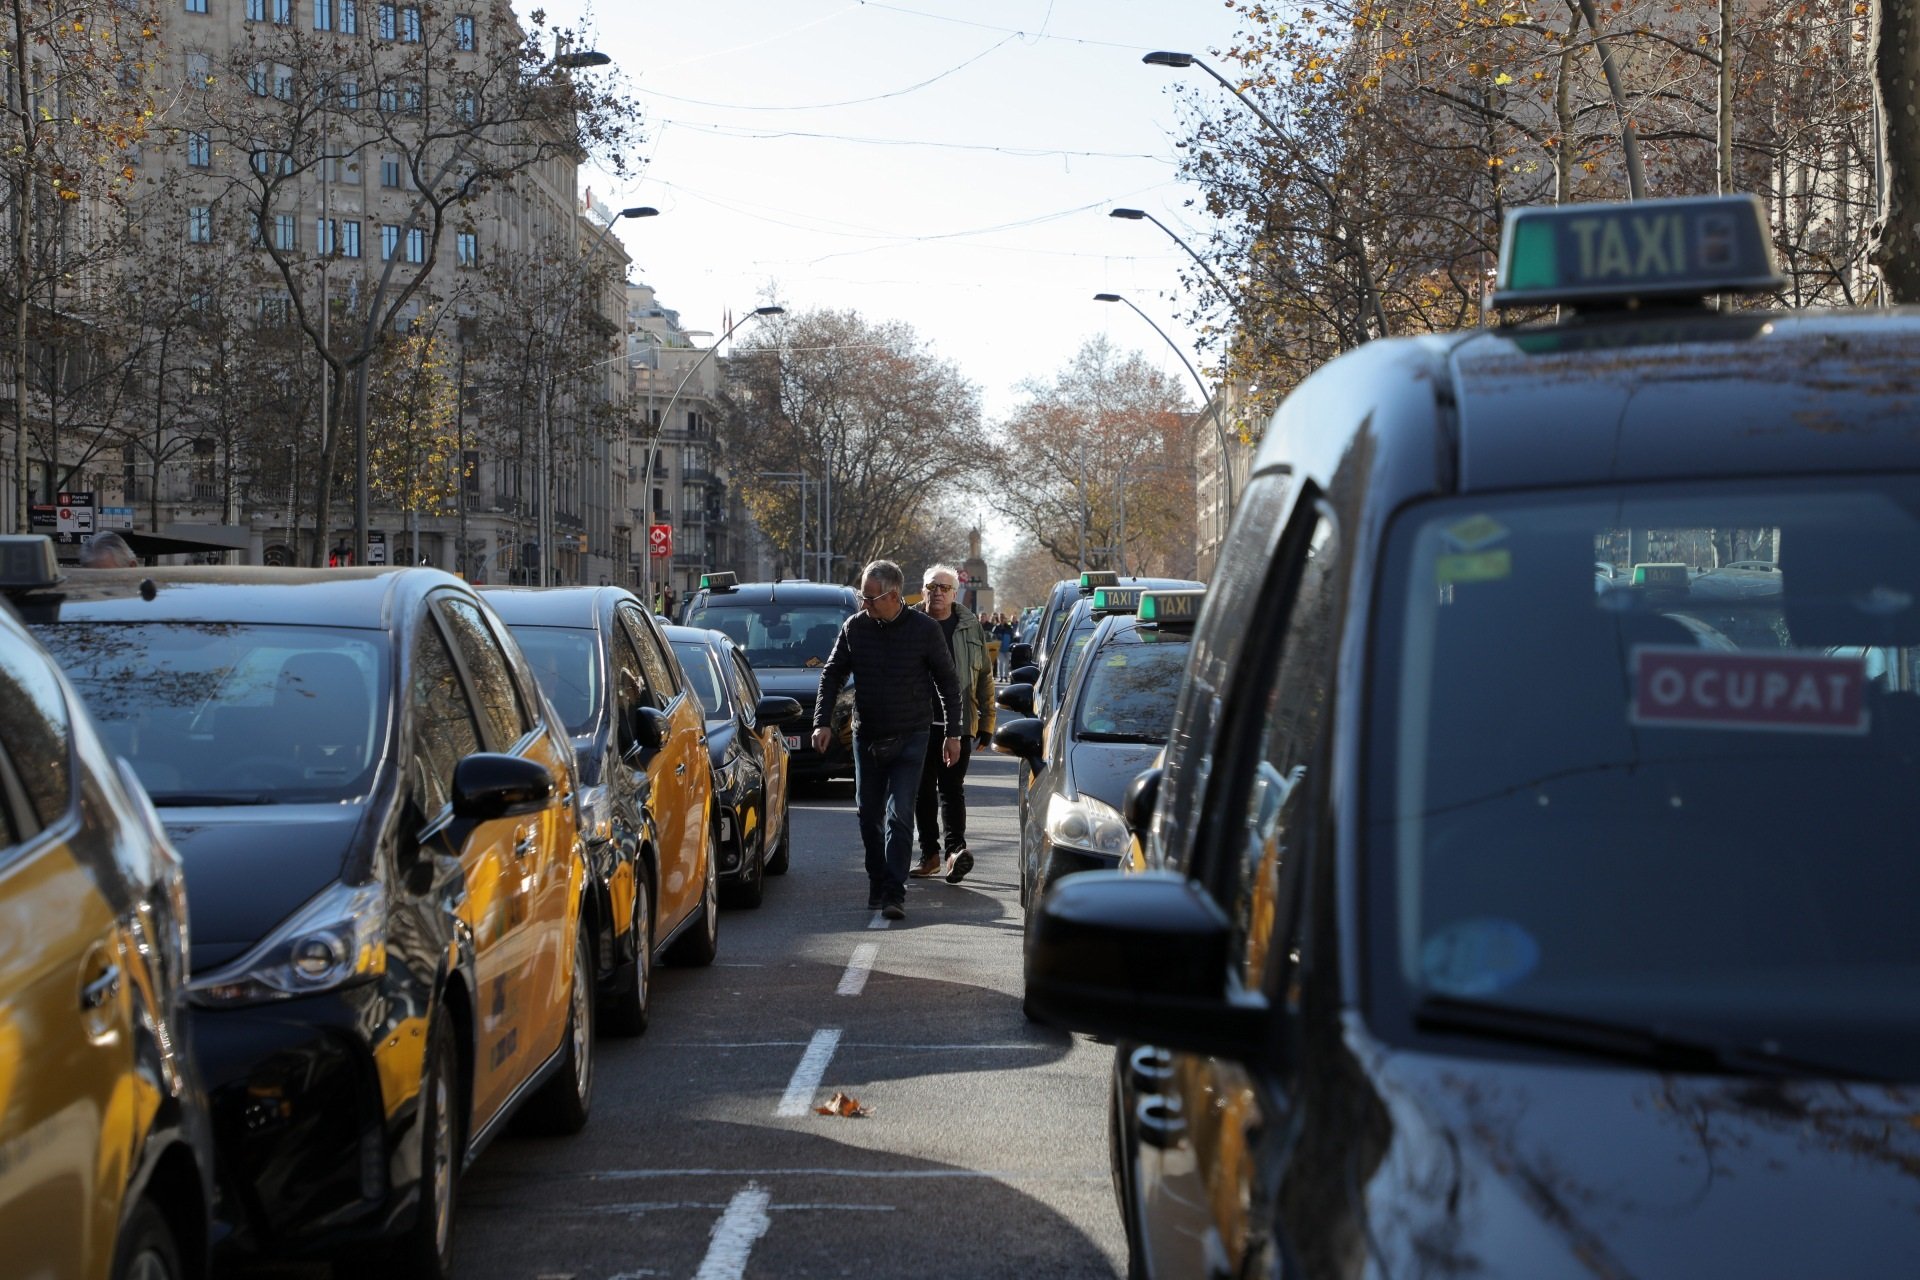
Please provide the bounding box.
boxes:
[1093,292,1238,510]
[637,304,784,607]
[1143,49,1389,339]
[1109,208,1238,304]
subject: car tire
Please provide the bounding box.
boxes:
[726,815,766,909]
[765,795,790,876]
[667,822,720,966]
[601,868,652,1038]
[112,1197,183,1280]
[523,927,596,1136]
[372,1014,461,1279]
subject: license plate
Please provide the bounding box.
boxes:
[784,734,803,750]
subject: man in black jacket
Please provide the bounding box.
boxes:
[813,559,962,919]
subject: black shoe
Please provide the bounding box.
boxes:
[945,848,974,884]
[881,900,906,921]
[868,892,882,910]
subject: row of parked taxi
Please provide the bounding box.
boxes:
[0,539,816,1279]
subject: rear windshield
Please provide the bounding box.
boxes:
[1367,479,1920,1073]
[37,622,388,804]
[507,625,600,736]
[682,598,849,667]
[1073,631,1188,742]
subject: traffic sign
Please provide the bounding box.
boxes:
[366,531,388,565]
[649,523,673,558]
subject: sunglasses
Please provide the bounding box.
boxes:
[922,582,956,592]
[860,588,897,603]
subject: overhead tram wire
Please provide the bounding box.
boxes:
[652,120,1159,162]
[633,33,1017,111]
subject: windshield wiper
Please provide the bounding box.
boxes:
[147,791,278,807]
[1412,993,1883,1082]
[1075,731,1164,744]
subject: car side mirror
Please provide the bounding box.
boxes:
[627,705,671,758]
[991,716,1044,765]
[756,695,805,727]
[1008,642,1034,669]
[1008,663,1040,686]
[1025,871,1267,1061]
[995,682,1035,717]
[1124,766,1162,837]
[451,753,554,820]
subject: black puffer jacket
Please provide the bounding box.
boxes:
[814,607,961,739]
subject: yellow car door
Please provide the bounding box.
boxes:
[617,605,712,927]
[0,640,131,1280]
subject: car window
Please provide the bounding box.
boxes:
[618,604,679,705]
[0,640,70,841]
[438,597,532,748]
[1053,615,1096,700]
[685,599,850,667]
[1073,631,1189,743]
[609,623,649,754]
[410,618,483,816]
[670,642,728,717]
[1225,512,1339,987]
[1368,480,1920,1074]
[731,649,764,704]
[508,624,600,736]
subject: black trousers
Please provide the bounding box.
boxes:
[915,731,972,858]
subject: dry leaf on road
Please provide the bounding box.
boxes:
[814,1091,872,1118]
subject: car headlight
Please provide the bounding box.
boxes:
[1044,791,1131,859]
[579,783,613,845]
[189,880,387,1006]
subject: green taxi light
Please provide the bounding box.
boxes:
[0,534,61,593]
[1091,587,1142,615]
[699,571,738,592]
[1078,570,1121,594]
[1491,195,1783,312]
[1138,589,1203,627]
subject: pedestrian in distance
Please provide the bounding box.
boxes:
[78,531,137,568]
[991,611,1016,679]
[911,565,994,884]
[813,559,962,920]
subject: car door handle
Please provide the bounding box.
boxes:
[675,763,686,776]
[514,823,538,858]
[80,964,121,1012]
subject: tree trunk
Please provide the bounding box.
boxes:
[1869,0,1920,299]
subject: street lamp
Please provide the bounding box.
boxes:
[1093,292,1238,510]
[1143,49,1389,338]
[551,50,611,70]
[638,305,784,607]
[1109,208,1237,303]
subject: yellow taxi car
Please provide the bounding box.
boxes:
[0,536,215,1279]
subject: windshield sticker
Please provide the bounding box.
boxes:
[1437,549,1512,586]
[806,656,823,667]
[1630,646,1868,734]
[1443,514,1509,552]
[1421,918,1540,996]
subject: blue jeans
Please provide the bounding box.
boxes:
[854,728,930,904]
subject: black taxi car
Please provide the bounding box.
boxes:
[1026,196,1920,1277]
[20,564,591,1277]
[0,537,216,1280]
[483,586,723,1037]
[666,624,804,907]
[681,573,858,781]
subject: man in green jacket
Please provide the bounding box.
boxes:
[911,563,995,883]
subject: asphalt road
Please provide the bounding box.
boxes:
[445,751,1126,1279]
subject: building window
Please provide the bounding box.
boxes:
[248,63,269,96]
[249,146,271,176]
[273,213,297,250]
[336,77,359,108]
[380,154,402,187]
[454,14,474,48]
[377,1,394,38]
[273,63,294,99]
[339,0,357,33]
[456,231,476,267]
[186,51,212,88]
[184,0,207,12]
[341,220,361,257]
[454,90,475,121]
[377,83,397,113]
[275,0,293,21]
[314,0,331,29]
[381,224,400,260]
[260,294,292,326]
[188,206,211,244]
[247,0,265,18]
[402,81,422,113]
[186,130,211,167]
[400,5,420,41]
[405,227,425,263]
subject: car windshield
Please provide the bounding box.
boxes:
[1073,632,1187,742]
[508,624,600,735]
[37,622,388,804]
[1367,479,1920,1073]
[683,600,847,667]
[671,641,730,717]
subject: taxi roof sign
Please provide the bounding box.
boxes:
[1491,195,1783,312]
[1137,588,1203,628]
[1078,570,1121,594]
[699,571,738,592]
[1091,586,1142,615]
[0,534,62,593]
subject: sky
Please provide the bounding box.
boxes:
[529,0,1251,432]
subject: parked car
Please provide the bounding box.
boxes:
[23,563,591,1277]
[666,625,804,907]
[0,536,217,1280]
[483,585,721,1037]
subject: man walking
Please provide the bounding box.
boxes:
[910,564,994,884]
[813,559,962,919]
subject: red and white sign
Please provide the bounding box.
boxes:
[648,523,673,559]
[1630,646,1869,734]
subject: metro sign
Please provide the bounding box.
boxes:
[648,523,672,559]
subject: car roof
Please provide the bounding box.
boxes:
[1251,309,1920,502]
[479,584,634,629]
[663,623,737,650]
[689,581,857,606]
[16,565,458,630]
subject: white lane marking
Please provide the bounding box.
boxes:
[836,943,879,996]
[866,911,892,930]
[774,1029,841,1117]
[692,1182,773,1280]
